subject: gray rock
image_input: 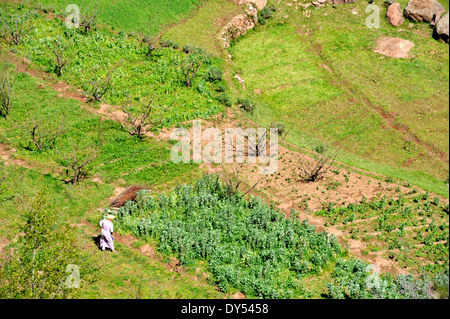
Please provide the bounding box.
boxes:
[435,11,449,42]
[404,0,445,23]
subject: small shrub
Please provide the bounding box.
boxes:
[160,39,178,49]
[271,122,286,136]
[215,84,227,93]
[204,67,223,83]
[260,7,273,19]
[182,44,201,54]
[217,93,232,107]
[237,98,255,114]
[258,15,266,25]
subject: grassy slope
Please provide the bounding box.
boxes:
[163,0,243,54]
[1,0,448,299]
[28,0,205,34]
[1,0,227,298]
[228,0,449,196]
[0,69,224,298]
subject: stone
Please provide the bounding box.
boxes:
[236,0,268,10]
[218,6,258,48]
[331,0,357,4]
[312,1,326,7]
[387,2,404,26]
[435,11,449,42]
[404,0,445,23]
[374,37,415,58]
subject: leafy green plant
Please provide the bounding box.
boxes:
[115,174,344,298]
[216,93,232,107]
[204,66,222,83]
[0,190,99,298]
[174,49,210,88]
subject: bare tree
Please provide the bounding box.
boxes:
[17,113,65,152]
[220,165,259,198]
[0,165,23,200]
[122,96,162,139]
[174,50,209,88]
[144,19,167,57]
[0,165,12,196]
[56,141,100,184]
[296,142,340,183]
[79,2,101,34]
[45,37,77,77]
[0,61,15,118]
[0,10,35,45]
[86,61,121,102]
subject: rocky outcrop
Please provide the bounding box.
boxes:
[404,0,445,23]
[235,0,267,10]
[387,3,404,27]
[374,37,415,58]
[219,5,258,48]
[435,11,449,42]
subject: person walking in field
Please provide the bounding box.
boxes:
[99,214,116,252]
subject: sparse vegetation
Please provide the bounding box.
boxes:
[0,60,14,118]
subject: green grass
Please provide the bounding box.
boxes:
[28,0,205,34]
[228,0,449,197]
[10,13,225,126]
[163,0,242,54]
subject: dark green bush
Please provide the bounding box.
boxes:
[215,84,227,93]
[217,93,232,107]
[260,7,273,19]
[204,67,223,82]
[258,15,266,25]
[160,39,179,49]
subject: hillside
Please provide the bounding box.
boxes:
[0,0,448,301]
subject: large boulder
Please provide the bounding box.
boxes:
[435,11,449,42]
[404,0,445,23]
[374,37,415,58]
[387,3,404,27]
